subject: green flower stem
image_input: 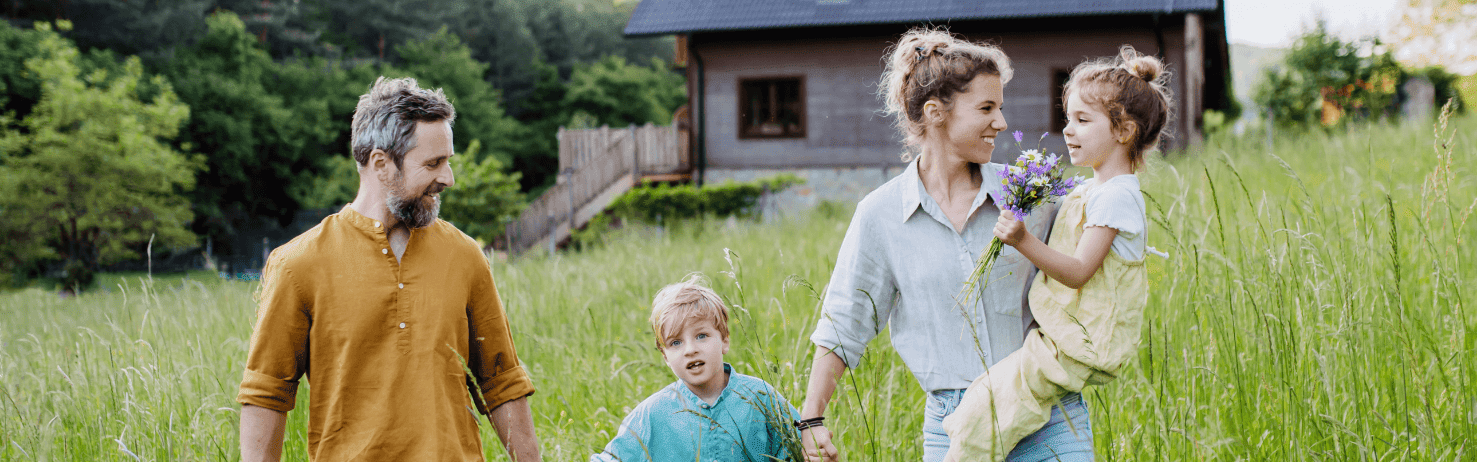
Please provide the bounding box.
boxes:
[958,237,1006,306]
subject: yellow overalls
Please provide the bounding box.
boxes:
[942,182,1149,461]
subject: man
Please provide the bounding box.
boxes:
[238,77,540,462]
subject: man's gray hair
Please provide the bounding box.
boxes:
[350,76,456,168]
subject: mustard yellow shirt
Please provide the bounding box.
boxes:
[238,205,535,461]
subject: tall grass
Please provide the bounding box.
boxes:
[1091,108,1476,460]
[0,112,1472,460]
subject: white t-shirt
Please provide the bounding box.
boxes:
[1083,174,1147,261]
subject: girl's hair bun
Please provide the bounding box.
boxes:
[1120,47,1163,82]
[1062,44,1173,168]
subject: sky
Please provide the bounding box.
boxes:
[1225,0,1405,47]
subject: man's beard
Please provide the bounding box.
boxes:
[384,171,443,229]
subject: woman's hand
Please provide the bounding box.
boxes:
[802,425,839,462]
[993,210,1028,246]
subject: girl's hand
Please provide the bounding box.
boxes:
[802,425,839,462]
[994,210,1028,246]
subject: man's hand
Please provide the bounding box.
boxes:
[993,210,1029,246]
[802,425,840,462]
[489,396,541,462]
[240,404,286,462]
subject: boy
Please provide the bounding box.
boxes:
[591,275,801,462]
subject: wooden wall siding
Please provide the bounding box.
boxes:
[700,37,899,169]
[694,20,1199,169]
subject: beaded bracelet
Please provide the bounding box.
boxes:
[794,416,825,431]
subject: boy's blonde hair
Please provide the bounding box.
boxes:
[649,274,730,349]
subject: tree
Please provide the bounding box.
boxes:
[439,140,525,246]
[211,0,329,59]
[448,0,542,110]
[9,0,212,61]
[0,20,46,124]
[0,21,197,292]
[523,0,672,83]
[160,11,339,261]
[1254,22,1404,128]
[512,59,570,192]
[564,55,686,128]
[390,27,527,166]
[298,0,467,61]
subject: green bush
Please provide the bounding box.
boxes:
[439,140,526,245]
[1253,21,1465,129]
[607,174,803,224]
[1253,22,1403,128]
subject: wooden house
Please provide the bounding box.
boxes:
[625,0,1232,193]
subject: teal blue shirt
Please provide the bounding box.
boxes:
[591,364,800,462]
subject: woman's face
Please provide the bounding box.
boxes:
[938,73,1007,164]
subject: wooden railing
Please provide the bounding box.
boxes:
[506,123,686,254]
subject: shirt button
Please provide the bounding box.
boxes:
[398,283,404,289]
[399,322,406,329]
[374,221,381,228]
[381,248,388,255]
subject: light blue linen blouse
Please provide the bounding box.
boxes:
[810,159,1059,393]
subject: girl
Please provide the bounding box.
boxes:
[940,45,1173,462]
[799,27,1093,462]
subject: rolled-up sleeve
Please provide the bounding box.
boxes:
[238,251,309,413]
[468,258,536,412]
[810,204,896,368]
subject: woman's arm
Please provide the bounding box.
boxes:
[995,211,1116,289]
[799,346,846,462]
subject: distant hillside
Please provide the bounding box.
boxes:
[1230,42,1287,114]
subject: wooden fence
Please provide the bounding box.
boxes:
[506,123,686,254]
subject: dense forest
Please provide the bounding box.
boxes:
[0,0,686,290]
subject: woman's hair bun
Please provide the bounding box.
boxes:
[1119,46,1163,82]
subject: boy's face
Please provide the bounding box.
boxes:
[659,316,730,395]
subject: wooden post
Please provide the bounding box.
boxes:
[630,124,641,181]
[556,126,566,183]
[505,221,515,257]
[565,172,575,244]
[1184,13,1204,147]
[547,214,556,254]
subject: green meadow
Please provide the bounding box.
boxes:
[2,111,1473,461]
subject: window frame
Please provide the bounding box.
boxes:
[1050,69,1071,135]
[736,76,807,140]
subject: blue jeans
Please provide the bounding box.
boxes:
[922,390,1094,462]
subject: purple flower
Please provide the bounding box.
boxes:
[1013,131,1024,144]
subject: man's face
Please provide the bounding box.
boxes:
[385,121,455,229]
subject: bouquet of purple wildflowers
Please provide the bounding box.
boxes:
[959,131,1082,301]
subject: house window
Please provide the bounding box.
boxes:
[1050,69,1071,135]
[739,77,805,139]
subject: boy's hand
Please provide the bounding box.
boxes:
[802,426,839,462]
[994,210,1028,246]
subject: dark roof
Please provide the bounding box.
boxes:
[625,0,1220,36]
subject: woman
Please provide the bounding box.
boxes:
[798,28,1094,462]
